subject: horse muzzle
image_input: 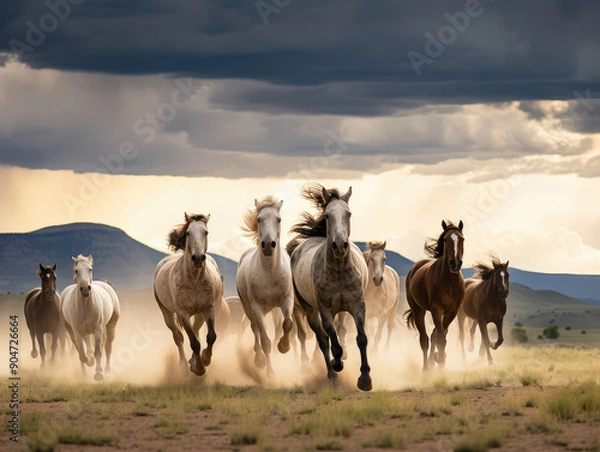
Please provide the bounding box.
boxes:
[261,240,277,257]
[373,276,384,287]
[191,253,207,268]
[331,240,349,259]
[448,259,463,273]
[500,289,509,298]
[79,285,91,297]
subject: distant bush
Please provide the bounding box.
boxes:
[565,326,571,331]
[514,322,523,327]
[511,327,528,344]
[543,326,560,339]
[581,330,586,335]
[537,335,543,340]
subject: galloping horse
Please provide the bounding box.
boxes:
[405,220,465,371]
[24,264,65,368]
[457,256,509,365]
[236,196,294,377]
[61,255,120,381]
[154,213,222,376]
[362,241,400,352]
[287,185,372,391]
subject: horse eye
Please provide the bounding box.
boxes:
[257,218,261,224]
[75,270,78,274]
[325,214,329,220]
[186,231,189,236]
[277,218,281,223]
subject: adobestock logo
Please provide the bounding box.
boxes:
[407,0,495,76]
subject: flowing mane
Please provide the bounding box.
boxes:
[168,214,210,252]
[72,254,93,266]
[363,240,386,261]
[286,184,345,255]
[241,195,280,245]
[423,221,461,259]
[473,254,503,280]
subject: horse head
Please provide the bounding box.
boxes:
[441,220,464,274]
[72,255,93,298]
[323,186,353,259]
[37,263,57,299]
[184,213,210,269]
[493,260,510,298]
[365,241,386,286]
[255,198,283,257]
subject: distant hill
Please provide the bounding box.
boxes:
[0,223,238,296]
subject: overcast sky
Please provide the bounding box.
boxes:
[1,0,600,274]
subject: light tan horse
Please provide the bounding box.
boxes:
[287,185,372,391]
[61,255,120,381]
[154,213,222,376]
[236,196,294,377]
[405,220,465,371]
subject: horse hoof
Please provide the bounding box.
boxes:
[31,350,38,359]
[277,339,290,354]
[357,375,373,392]
[201,350,212,366]
[87,357,95,367]
[94,373,103,382]
[331,359,343,373]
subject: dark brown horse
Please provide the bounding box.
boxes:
[457,257,509,365]
[405,220,465,371]
[24,264,65,368]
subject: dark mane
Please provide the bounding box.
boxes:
[473,254,503,280]
[285,184,344,256]
[168,214,209,252]
[423,221,461,259]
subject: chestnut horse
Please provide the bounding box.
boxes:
[405,220,465,371]
[24,263,65,368]
[457,257,509,365]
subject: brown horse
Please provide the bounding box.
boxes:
[457,257,509,366]
[405,220,465,371]
[24,264,65,368]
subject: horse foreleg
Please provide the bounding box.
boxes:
[491,320,504,351]
[277,296,294,355]
[92,326,104,381]
[84,335,95,367]
[372,314,385,353]
[49,331,59,365]
[179,314,205,376]
[457,309,467,364]
[350,298,372,391]
[412,308,430,372]
[250,305,273,377]
[29,328,38,359]
[320,308,344,373]
[35,331,47,369]
[384,307,396,353]
[468,318,477,352]
[478,320,494,365]
[71,332,89,376]
[201,313,216,368]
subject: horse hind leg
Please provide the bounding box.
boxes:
[412,308,430,372]
[35,331,47,369]
[93,327,105,381]
[320,308,344,373]
[250,306,274,377]
[201,313,216,368]
[478,320,494,365]
[178,313,205,376]
[491,320,504,351]
[156,298,186,369]
[104,312,119,374]
[293,308,310,372]
[30,328,39,359]
[349,298,372,392]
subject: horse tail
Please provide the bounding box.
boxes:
[404,309,416,330]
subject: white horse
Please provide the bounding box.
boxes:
[61,255,120,381]
[236,196,294,377]
[154,213,222,376]
[287,185,372,391]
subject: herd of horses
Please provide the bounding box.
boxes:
[23,184,510,390]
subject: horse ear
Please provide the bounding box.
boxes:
[505,260,509,267]
[322,186,332,204]
[341,186,352,202]
[441,220,448,230]
[276,199,284,210]
[51,263,57,272]
[458,220,464,231]
[88,255,94,265]
[184,212,190,223]
[37,264,44,277]
[72,256,78,263]
[39,263,45,272]
[383,241,387,249]
[254,199,258,207]
[205,213,210,224]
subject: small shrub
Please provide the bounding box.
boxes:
[565,326,571,330]
[582,330,586,334]
[537,335,543,340]
[514,322,523,327]
[511,327,528,343]
[543,326,560,339]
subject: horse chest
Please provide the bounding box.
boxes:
[314,268,362,308]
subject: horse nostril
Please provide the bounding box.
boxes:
[201,254,206,262]
[191,254,197,262]
[261,241,266,249]
[79,287,83,292]
[332,242,338,250]
[271,241,276,249]
[343,242,349,249]
[87,285,91,291]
